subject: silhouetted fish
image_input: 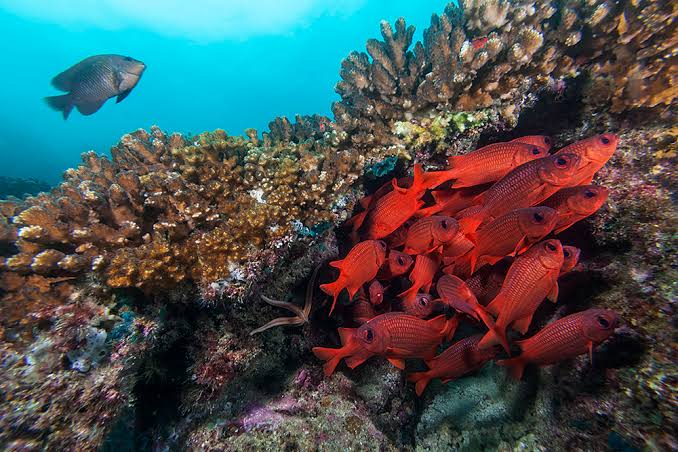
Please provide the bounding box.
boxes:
[45,54,146,119]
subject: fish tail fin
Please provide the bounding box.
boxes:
[407,372,432,397]
[311,346,343,376]
[478,322,510,354]
[319,280,344,315]
[497,356,527,380]
[45,94,73,120]
[474,305,496,332]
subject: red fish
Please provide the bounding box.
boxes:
[555,134,618,185]
[399,293,439,319]
[378,250,414,280]
[351,290,379,325]
[407,335,497,396]
[398,252,441,303]
[510,135,553,150]
[464,262,508,305]
[416,186,484,218]
[441,233,475,266]
[403,216,460,255]
[385,218,416,249]
[312,328,374,376]
[363,165,427,239]
[320,240,387,314]
[345,176,413,236]
[427,142,548,189]
[457,207,557,275]
[456,153,581,234]
[479,239,564,352]
[542,185,610,234]
[497,309,619,379]
[354,313,452,368]
[436,275,494,329]
[471,36,489,49]
[560,246,581,275]
[368,279,384,305]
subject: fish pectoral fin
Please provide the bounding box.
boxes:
[547,281,559,303]
[387,358,406,369]
[116,89,133,103]
[512,314,534,335]
[386,346,411,356]
[76,98,107,115]
[329,259,344,269]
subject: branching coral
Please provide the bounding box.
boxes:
[0,118,363,345]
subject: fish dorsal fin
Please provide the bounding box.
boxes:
[76,98,107,116]
[387,358,406,369]
[329,259,344,269]
[51,61,86,91]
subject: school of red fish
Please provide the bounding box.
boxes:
[313,134,621,396]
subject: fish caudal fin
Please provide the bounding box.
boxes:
[45,94,73,120]
[312,346,343,376]
[407,372,432,396]
[319,280,344,315]
[478,323,510,354]
[496,356,527,380]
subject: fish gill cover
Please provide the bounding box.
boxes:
[0,1,676,451]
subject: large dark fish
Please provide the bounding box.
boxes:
[45,54,146,119]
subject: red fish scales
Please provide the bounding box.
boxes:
[426,335,495,379]
[492,250,560,323]
[555,134,618,185]
[516,312,591,364]
[379,315,443,355]
[542,185,609,234]
[365,190,421,239]
[472,210,527,258]
[399,253,440,302]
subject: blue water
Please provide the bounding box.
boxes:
[0,1,442,184]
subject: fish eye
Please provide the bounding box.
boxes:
[397,256,405,266]
[597,316,610,328]
[556,156,567,167]
[585,190,596,198]
[124,56,133,61]
[533,212,544,222]
[440,219,449,229]
[363,328,374,342]
[600,136,610,145]
[564,249,571,258]
[546,242,557,252]
[531,147,541,155]
[419,297,429,307]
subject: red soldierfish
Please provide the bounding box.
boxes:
[312,327,375,376]
[363,165,427,239]
[403,216,460,255]
[351,289,379,325]
[345,176,413,237]
[560,246,581,275]
[320,240,387,314]
[464,263,508,305]
[542,185,610,234]
[399,293,439,319]
[355,313,453,369]
[407,335,497,396]
[378,250,413,280]
[555,134,618,185]
[479,239,565,353]
[428,142,548,189]
[458,207,558,275]
[497,309,619,379]
[416,186,484,218]
[436,275,494,330]
[368,280,384,305]
[510,135,554,150]
[398,252,441,303]
[457,153,581,234]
